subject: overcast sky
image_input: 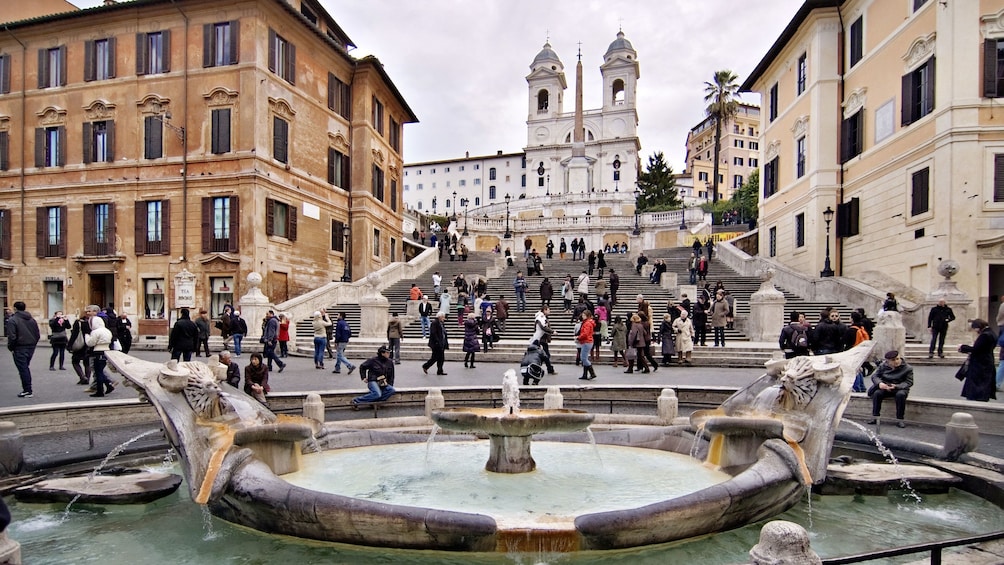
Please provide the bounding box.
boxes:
[73,0,804,171]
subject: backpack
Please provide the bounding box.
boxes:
[791,325,809,349]
[852,325,869,346]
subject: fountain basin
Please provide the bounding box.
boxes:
[13,469,182,504]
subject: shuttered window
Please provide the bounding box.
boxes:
[36,206,66,258]
[267,29,295,84]
[327,73,351,118]
[135,200,170,255]
[273,116,288,163]
[266,198,297,241]
[902,58,935,126]
[994,155,1004,203]
[911,168,930,216]
[136,31,170,75]
[327,147,349,188]
[0,209,10,260]
[203,21,239,67]
[841,111,863,163]
[144,116,163,159]
[211,109,231,154]
[201,196,239,253]
[84,38,116,81]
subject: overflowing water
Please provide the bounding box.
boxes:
[502,369,521,415]
[842,419,923,504]
[219,391,256,423]
[61,429,161,520]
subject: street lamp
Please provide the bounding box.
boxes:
[340,224,352,282]
[820,206,835,277]
[632,187,641,236]
[461,198,470,236]
[680,202,688,230]
[153,110,186,142]
[503,193,512,239]
[546,174,550,196]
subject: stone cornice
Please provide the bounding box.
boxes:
[36,106,67,126]
[268,97,295,121]
[981,8,1004,38]
[843,87,867,118]
[83,99,116,121]
[137,94,171,115]
[203,87,239,107]
[903,32,936,71]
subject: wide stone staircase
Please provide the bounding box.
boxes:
[293,246,934,366]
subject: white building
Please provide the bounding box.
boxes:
[403,31,641,215]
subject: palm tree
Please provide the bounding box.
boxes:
[704,69,740,204]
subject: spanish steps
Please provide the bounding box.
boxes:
[289,245,926,367]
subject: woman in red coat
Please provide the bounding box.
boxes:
[277,313,291,358]
[577,310,596,381]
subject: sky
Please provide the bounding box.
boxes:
[72,0,805,171]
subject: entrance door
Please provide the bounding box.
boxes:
[89,273,115,310]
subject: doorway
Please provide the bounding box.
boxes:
[89,273,115,311]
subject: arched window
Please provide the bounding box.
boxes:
[537,89,549,112]
[612,78,625,105]
[489,167,497,180]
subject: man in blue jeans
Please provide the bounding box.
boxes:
[352,345,396,406]
[332,312,356,374]
[6,301,40,398]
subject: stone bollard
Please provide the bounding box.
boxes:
[748,520,821,565]
[425,388,445,419]
[0,422,24,476]
[657,389,678,422]
[302,393,325,426]
[543,386,564,410]
[942,412,979,461]
[747,269,785,342]
[873,311,906,364]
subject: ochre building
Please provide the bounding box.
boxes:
[0,0,416,334]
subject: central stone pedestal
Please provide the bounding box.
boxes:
[487,434,535,473]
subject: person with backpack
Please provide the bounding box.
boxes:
[520,341,549,385]
[779,311,811,359]
[849,311,873,392]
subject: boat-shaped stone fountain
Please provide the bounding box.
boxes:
[104,342,873,552]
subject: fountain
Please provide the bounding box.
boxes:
[71,343,1000,556]
[430,369,594,473]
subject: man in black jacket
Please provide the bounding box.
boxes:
[168,308,199,362]
[353,345,396,406]
[868,350,913,428]
[6,301,40,398]
[422,313,449,375]
[927,299,956,359]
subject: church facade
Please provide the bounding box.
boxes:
[404,31,641,213]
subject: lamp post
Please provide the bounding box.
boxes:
[451,191,457,222]
[546,174,550,196]
[503,193,512,239]
[680,202,688,230]
[820,206,835,277]
[461,198,469,236]
[632,187,641,236]
[340,224,352,282]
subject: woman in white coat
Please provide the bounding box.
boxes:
[672,309,695,365]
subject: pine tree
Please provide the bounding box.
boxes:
[636,152,681,211]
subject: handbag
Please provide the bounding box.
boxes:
[69,331,86,352]
[954,358,969,381]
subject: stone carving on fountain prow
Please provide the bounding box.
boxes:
[691,341,874,483]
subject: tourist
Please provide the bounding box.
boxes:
[243,353,270,406]
[610,315,627,367]
[277,313,291,358]
[625,313,649,374]
[812,309,848,355]
[530,306,556,374]
[693,295,709,346]
[576,310,596,380]
[597,249,606,278]
[432,271,442,295]
[570,238,579,261]
[608,269,620,307]
[697,254,709,281]
[195,309,211,357]
[587,250,597,275]
[261,310,286,373]
[882,292,899,312]
[520,341,549,386]
[532,250,543,276]
[6,301,40,398]
[220,350,241,388]
[539,278,553,308]
[576,270,590,302]
[422,313,449,375]
[481,308,499,353]
[688,255,698,284]
[352,345,396,406]
[595,300,609,346]
[85,314,114,398]
[867,350,913,427]
[724,290,735,330]
[545,239,554,259]
[331,312,355,375]
[460,243,469,262]
[409,283,423,301]
[561,275,574,312]
[635,251,648,275]
[386,312,402,365]
[462,312,481,368]
[958,319,997,402]
[438,288,451,318]
[513,271,528,312]
[779,311,811,359]
[927,299,956,359]
[995,330,1004,392]
[504,247,513,267]
[659,314,676,366]
[418,295,433,338]
[559,237,567,259]
[169,308,199,362]
[673,309,695,365]
[47,311,70,371]
[68,312,92,385]
[312,311,332,369]
[856,307,875,338]
[495,294,509,332]
[218,305,234,350]
[114,312,133,354]
[231,310,247,357]
[523,236,533,258]
[321,310,335,360]
[705,237,715,260]
[692,238,702,257]
[710,292,729,348]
